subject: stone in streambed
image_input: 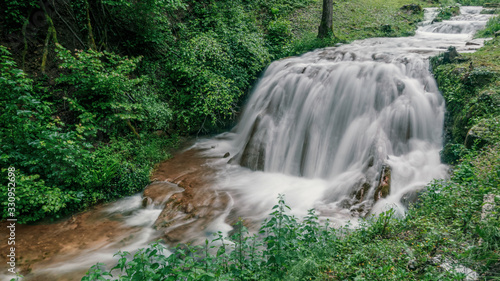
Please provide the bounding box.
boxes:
[142,181,184,206]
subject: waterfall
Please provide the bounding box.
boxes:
[196,7,491,224]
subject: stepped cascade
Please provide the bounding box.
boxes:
[197,6,492,222]
[2,6,493,281]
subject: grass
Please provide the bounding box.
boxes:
[289,0,430,43]
[476,15,500,38]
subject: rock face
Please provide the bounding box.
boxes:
[374,165,391,201]
[235,115,267,171]
[150,148,231,244]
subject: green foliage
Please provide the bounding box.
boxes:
[255,0,314,19]
[433,5,460,22]
[431,43,499,159]
[55,45,172,136]
[0,45,177,222]
[149,0,273,132]
[266,18,293,55]
[441,0,495,6]
[0,170,74,223]
[0,45,85,222]
[0,0,38,31]
[82,177,498,280]
[476,15,500,38]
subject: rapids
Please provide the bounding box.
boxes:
[196,6,492,223]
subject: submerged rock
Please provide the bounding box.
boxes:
[150,148,232,244]
[143,181,184,206]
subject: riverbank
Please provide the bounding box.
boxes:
[77,6,499,281]
[2,1,498,281]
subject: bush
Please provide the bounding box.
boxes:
[433,5,460,22]
[476,15,500,38]
[1,45,177,222]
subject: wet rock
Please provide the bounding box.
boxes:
[239,121,267,171]
[374,165,391,201]
[372,53,391,62]
[400,4,422,15]
[143,181,184,205]
[339,198,354,209]
[442,47,459,63]
[464,122,491,149]
[400,188,423,208]
[355,182,371,202]
[142,197,151,207]
[350,201,370,217]
[223,152,230,158]
[155,191,231,244]
[149,148,233,244]
[465,42,480,46]
[395,78,405,95]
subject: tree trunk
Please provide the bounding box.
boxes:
[318,0,334,39]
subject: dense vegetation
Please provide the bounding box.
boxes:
[0,0,429,222]
[0,0,320,223]
[76,2,497,281]
[1,0,499,280]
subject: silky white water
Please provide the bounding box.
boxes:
[196,6,493,225]
[3,6,493,281]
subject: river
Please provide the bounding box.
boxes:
[0,6,494,281]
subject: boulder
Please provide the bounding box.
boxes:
[400,188,424,208]
[239,116,267,171]
[442,46,459,63]
[143,181,184,206]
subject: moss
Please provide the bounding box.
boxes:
[433,38,500,162]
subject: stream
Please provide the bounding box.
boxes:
[0,6,494,281]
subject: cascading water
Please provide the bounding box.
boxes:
[197,6,493,224]
[1,6,494,281]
